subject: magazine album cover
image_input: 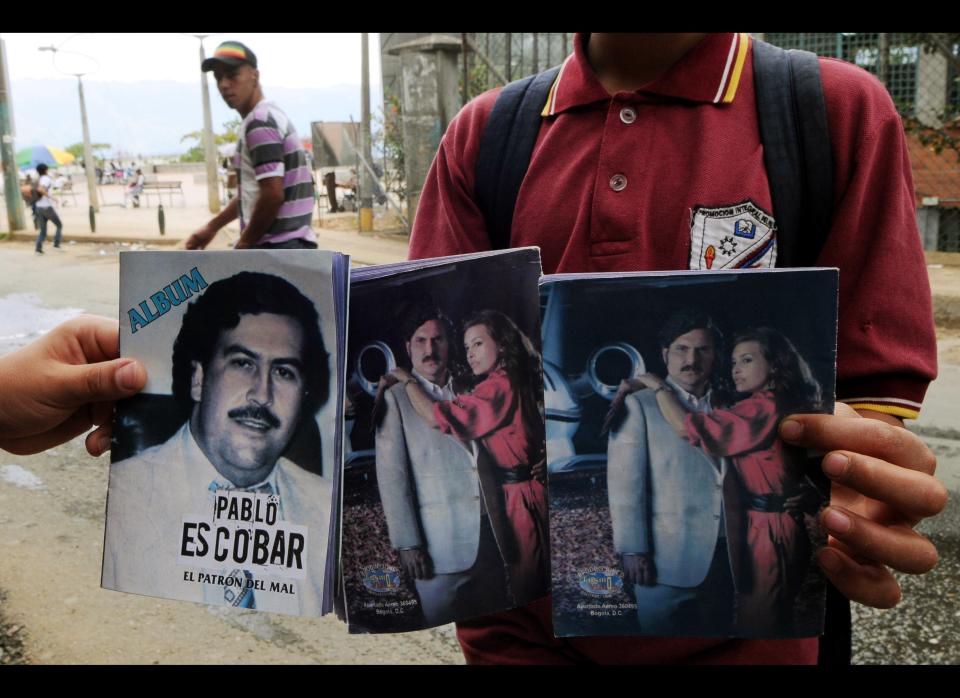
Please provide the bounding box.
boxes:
[102,249,348,617]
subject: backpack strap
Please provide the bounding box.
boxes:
[755,39,846,664]
[475,66,562,250]
[752,39,835,267]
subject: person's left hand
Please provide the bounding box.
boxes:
[234,238,252,250]
[370,373,401,431]
[0,316,147,457]
[531,456,547,483]
[779,403,947,608]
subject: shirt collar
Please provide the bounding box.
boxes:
[412,369,454,395]
[542,32,751,117]
[665,376,713,411]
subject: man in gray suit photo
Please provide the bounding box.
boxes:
[374,305,512,627]
[102,272,333,616]
[606,310,744,635]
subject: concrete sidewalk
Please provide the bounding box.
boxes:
[3,176,410,267]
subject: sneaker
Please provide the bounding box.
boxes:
[35,248,44,255]
[54,245,64,251]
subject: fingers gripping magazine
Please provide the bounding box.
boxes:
[542,269,838,639]
[340,248,548,632]
[102,250,349,617]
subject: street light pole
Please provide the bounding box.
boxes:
[39,43,99,214]
[359,33,373,232]
[76,74,98,212]
[195,36,221,214]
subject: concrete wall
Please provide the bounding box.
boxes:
[153,162,207,175]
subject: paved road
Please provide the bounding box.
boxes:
[0,239,957,664]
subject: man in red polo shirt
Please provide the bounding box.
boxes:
[408,33,946,664]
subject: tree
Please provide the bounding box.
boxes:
[179,119,242,163]
[372,94,406,202]
[66,142,110,163]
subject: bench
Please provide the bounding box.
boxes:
[52,180,78,207]
[141,179,185,207]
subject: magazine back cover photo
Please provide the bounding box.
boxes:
[341,249,547,632]
[543,269,838,639]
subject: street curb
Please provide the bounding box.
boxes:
[5,232,182,247]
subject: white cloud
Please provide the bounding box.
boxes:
[1,32,380,90]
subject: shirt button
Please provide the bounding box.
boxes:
[619,107,637,124]
[714,514,721,520]
[609,174,628,192]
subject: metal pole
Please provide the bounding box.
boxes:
[77,75,99,214]
[506,33,513,82]
[200,42,221,214]
[461,33,469,105]
[485,34,491,89]
[0,38,25,231]
[877,33,890,88]
[359,33,373,232]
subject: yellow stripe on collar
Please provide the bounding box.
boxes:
[540,56,569,117]
[842,402,920,421]
[721,33,751,104]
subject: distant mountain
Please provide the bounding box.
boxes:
[9,79,372,157]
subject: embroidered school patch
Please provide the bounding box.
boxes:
[689,201,777,270]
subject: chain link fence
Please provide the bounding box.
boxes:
[764,33,960,253]
[460,33,571,99]
[379,33,959,250]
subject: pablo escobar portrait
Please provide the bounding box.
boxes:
[102,251,341,617]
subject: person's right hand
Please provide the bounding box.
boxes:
[399,547,433,580]
[184,225,215,250]
[621,553,656,587]
[0,315,147,457]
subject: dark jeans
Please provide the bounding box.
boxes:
[35,207,63,251]
[253,238,318,250]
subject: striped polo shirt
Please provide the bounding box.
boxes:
[236,99,316,245]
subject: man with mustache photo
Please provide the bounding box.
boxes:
[606,310,745,635]
[102,272,332,616]
[374,305,512,627]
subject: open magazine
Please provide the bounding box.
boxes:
[102,250,348,617]
[103,248,837,639]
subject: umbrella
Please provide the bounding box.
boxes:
[16,145,76,170]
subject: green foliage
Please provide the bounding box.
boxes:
[899,33,960,162]
[373,93,406,202]
[65,142,110,163]
[179,120,242,162]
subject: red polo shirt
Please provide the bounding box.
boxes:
[408,33,937,664]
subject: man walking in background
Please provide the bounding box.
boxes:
[33,164,64,255]
[185,41,317,250]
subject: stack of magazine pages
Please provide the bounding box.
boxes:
[103,247,837,640]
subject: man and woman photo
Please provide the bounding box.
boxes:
[373,302,548,627]
[606,311,826,637]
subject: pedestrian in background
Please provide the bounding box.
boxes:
[185,41,318,250]
[34,163,64,255]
